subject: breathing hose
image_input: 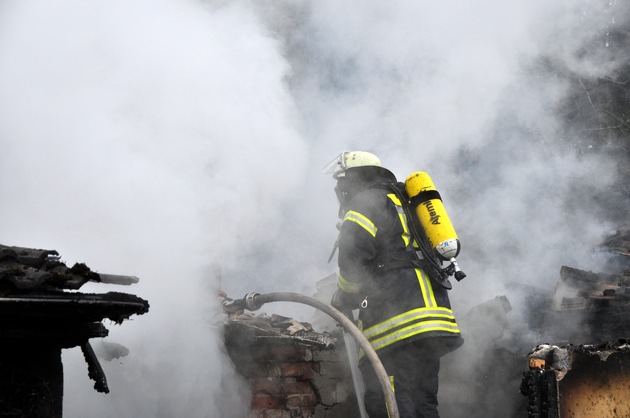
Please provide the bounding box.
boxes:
[241,291,399,418]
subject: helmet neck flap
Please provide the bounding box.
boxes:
[334,166,397,217]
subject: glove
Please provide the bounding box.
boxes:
[331,289,363,313]
[331,289,345,311]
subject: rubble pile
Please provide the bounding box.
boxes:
[440,227,630,418]
[518,228,630,417]
[546,265,630,342]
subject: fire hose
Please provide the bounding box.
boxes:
[240,291,399,418]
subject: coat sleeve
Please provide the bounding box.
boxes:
[334,190,384,308]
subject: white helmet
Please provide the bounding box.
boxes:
[322,151,382,179]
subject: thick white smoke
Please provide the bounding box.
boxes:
[257,0,625,311]
[0,0,306,417]
[0,0,625,417]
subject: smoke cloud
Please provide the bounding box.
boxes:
[0,0,626,417]
[0,0,305,416]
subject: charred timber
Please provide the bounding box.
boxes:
[0,244,149,417]
[521,341,630,418]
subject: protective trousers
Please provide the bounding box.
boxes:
[361,342,441,418]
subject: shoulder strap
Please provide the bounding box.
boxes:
[370,181,452,290]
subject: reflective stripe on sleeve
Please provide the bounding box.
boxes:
[343,210,377,237]
[337,272,361,294]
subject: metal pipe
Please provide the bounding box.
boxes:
[242,291,399,418]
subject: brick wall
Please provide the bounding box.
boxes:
[223,313,359,418]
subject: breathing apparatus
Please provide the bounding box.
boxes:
[404,171,466,282]
[323,151,466,285]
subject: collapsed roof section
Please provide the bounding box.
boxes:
[0,244,140,291]
[0,243,149,405]
[0,244,149,340]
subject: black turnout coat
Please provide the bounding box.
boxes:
[335,175,463,359]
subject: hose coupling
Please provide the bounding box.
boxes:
[243,292,262,311]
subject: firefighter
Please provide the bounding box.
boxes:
[323,151,464,418]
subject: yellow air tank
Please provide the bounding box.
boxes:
[405,171,460,260]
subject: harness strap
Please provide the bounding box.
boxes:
[369,181,453,290]
[372,250,422,273]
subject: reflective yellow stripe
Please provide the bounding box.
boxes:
[416,268,437,308]
[385,376,394,418]
[343,210,377,237]
[387,194,411,247]
[385,194,438,307]
[363,306,456,339]
[369,320,461,351]
[337,272,361,293]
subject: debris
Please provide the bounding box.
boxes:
[522,340,630,417]
[0,244,149,417]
